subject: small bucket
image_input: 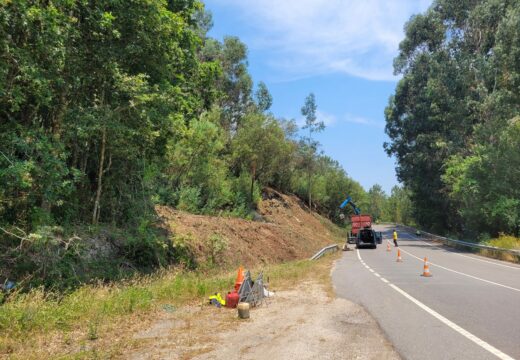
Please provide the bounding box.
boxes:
[237,302,250,319]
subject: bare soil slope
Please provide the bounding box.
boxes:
[156,188,344,267]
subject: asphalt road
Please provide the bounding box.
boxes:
[332,224,520,360]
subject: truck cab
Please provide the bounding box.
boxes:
[350,227,383,249]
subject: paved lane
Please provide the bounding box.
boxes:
[396,231,520,291]
[332,224,520,360]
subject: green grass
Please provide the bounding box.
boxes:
[0,271,229,339]
[0,255,336,358]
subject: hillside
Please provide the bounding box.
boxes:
[156,188,346,268]
[1,1,371,292]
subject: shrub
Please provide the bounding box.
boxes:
[176,186,202,213]
[486,234,520,250]
[206,234,228,266]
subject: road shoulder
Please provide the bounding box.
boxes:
[128,257,400,359]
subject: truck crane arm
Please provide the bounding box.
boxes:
[339,196,361,215]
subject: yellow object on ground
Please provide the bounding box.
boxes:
[209,293,226,306]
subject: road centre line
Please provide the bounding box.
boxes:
[356,250,514,360]
[399,232,520,271]
[397,247,520,293]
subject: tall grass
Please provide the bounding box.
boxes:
[0,271,229,340]
[486,234,520,250]
[0,256,333,357]
[476,234,520,263]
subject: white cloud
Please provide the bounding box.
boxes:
[344,114,385,128]
[295,111,383,129]
[317,110,337,127]
[208,0,431,81]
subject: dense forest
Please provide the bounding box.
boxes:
[386,0,520,239]
[0,1,413,289]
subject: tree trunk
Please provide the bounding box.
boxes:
[250,162,256,206]
[308,170,312,213]
[92,127,106,224]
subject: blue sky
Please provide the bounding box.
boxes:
[204,0,432,194]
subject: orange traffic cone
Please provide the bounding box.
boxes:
[421,257,432,277]
[386,241,392,252]
[234,266,244,291]
[396,248,403,262]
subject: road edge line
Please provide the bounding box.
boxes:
[401,232,520,270]
[356,249,514,360]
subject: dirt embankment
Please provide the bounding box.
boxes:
[156,188,344,267]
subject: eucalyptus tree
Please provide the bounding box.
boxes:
[386,0,520,236]
[300,93,325,212]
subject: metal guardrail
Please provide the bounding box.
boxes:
[310,244,339,260]
[395,224,520,257]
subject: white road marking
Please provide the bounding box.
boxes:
[451,252,520,270]
[398,247,520,293]
[400,232,520,270]
[356,249,515,360]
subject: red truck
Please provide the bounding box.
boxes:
[339,196,382,249]
[347,214,382,248]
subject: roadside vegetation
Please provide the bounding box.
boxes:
[481,234,520,263]
[0,254,338,359]
[485,234,520,251]
[0,1,379,291]
[385,0,520,240]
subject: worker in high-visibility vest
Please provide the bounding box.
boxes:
[393,230,399,247]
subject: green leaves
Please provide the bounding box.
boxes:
[301,93,325,134]
[0,0,380,289]
[443,119,520,236]
[387,0,520,236]
[255,81,272,112]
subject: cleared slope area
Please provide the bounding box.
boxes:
[156,188,345,267]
